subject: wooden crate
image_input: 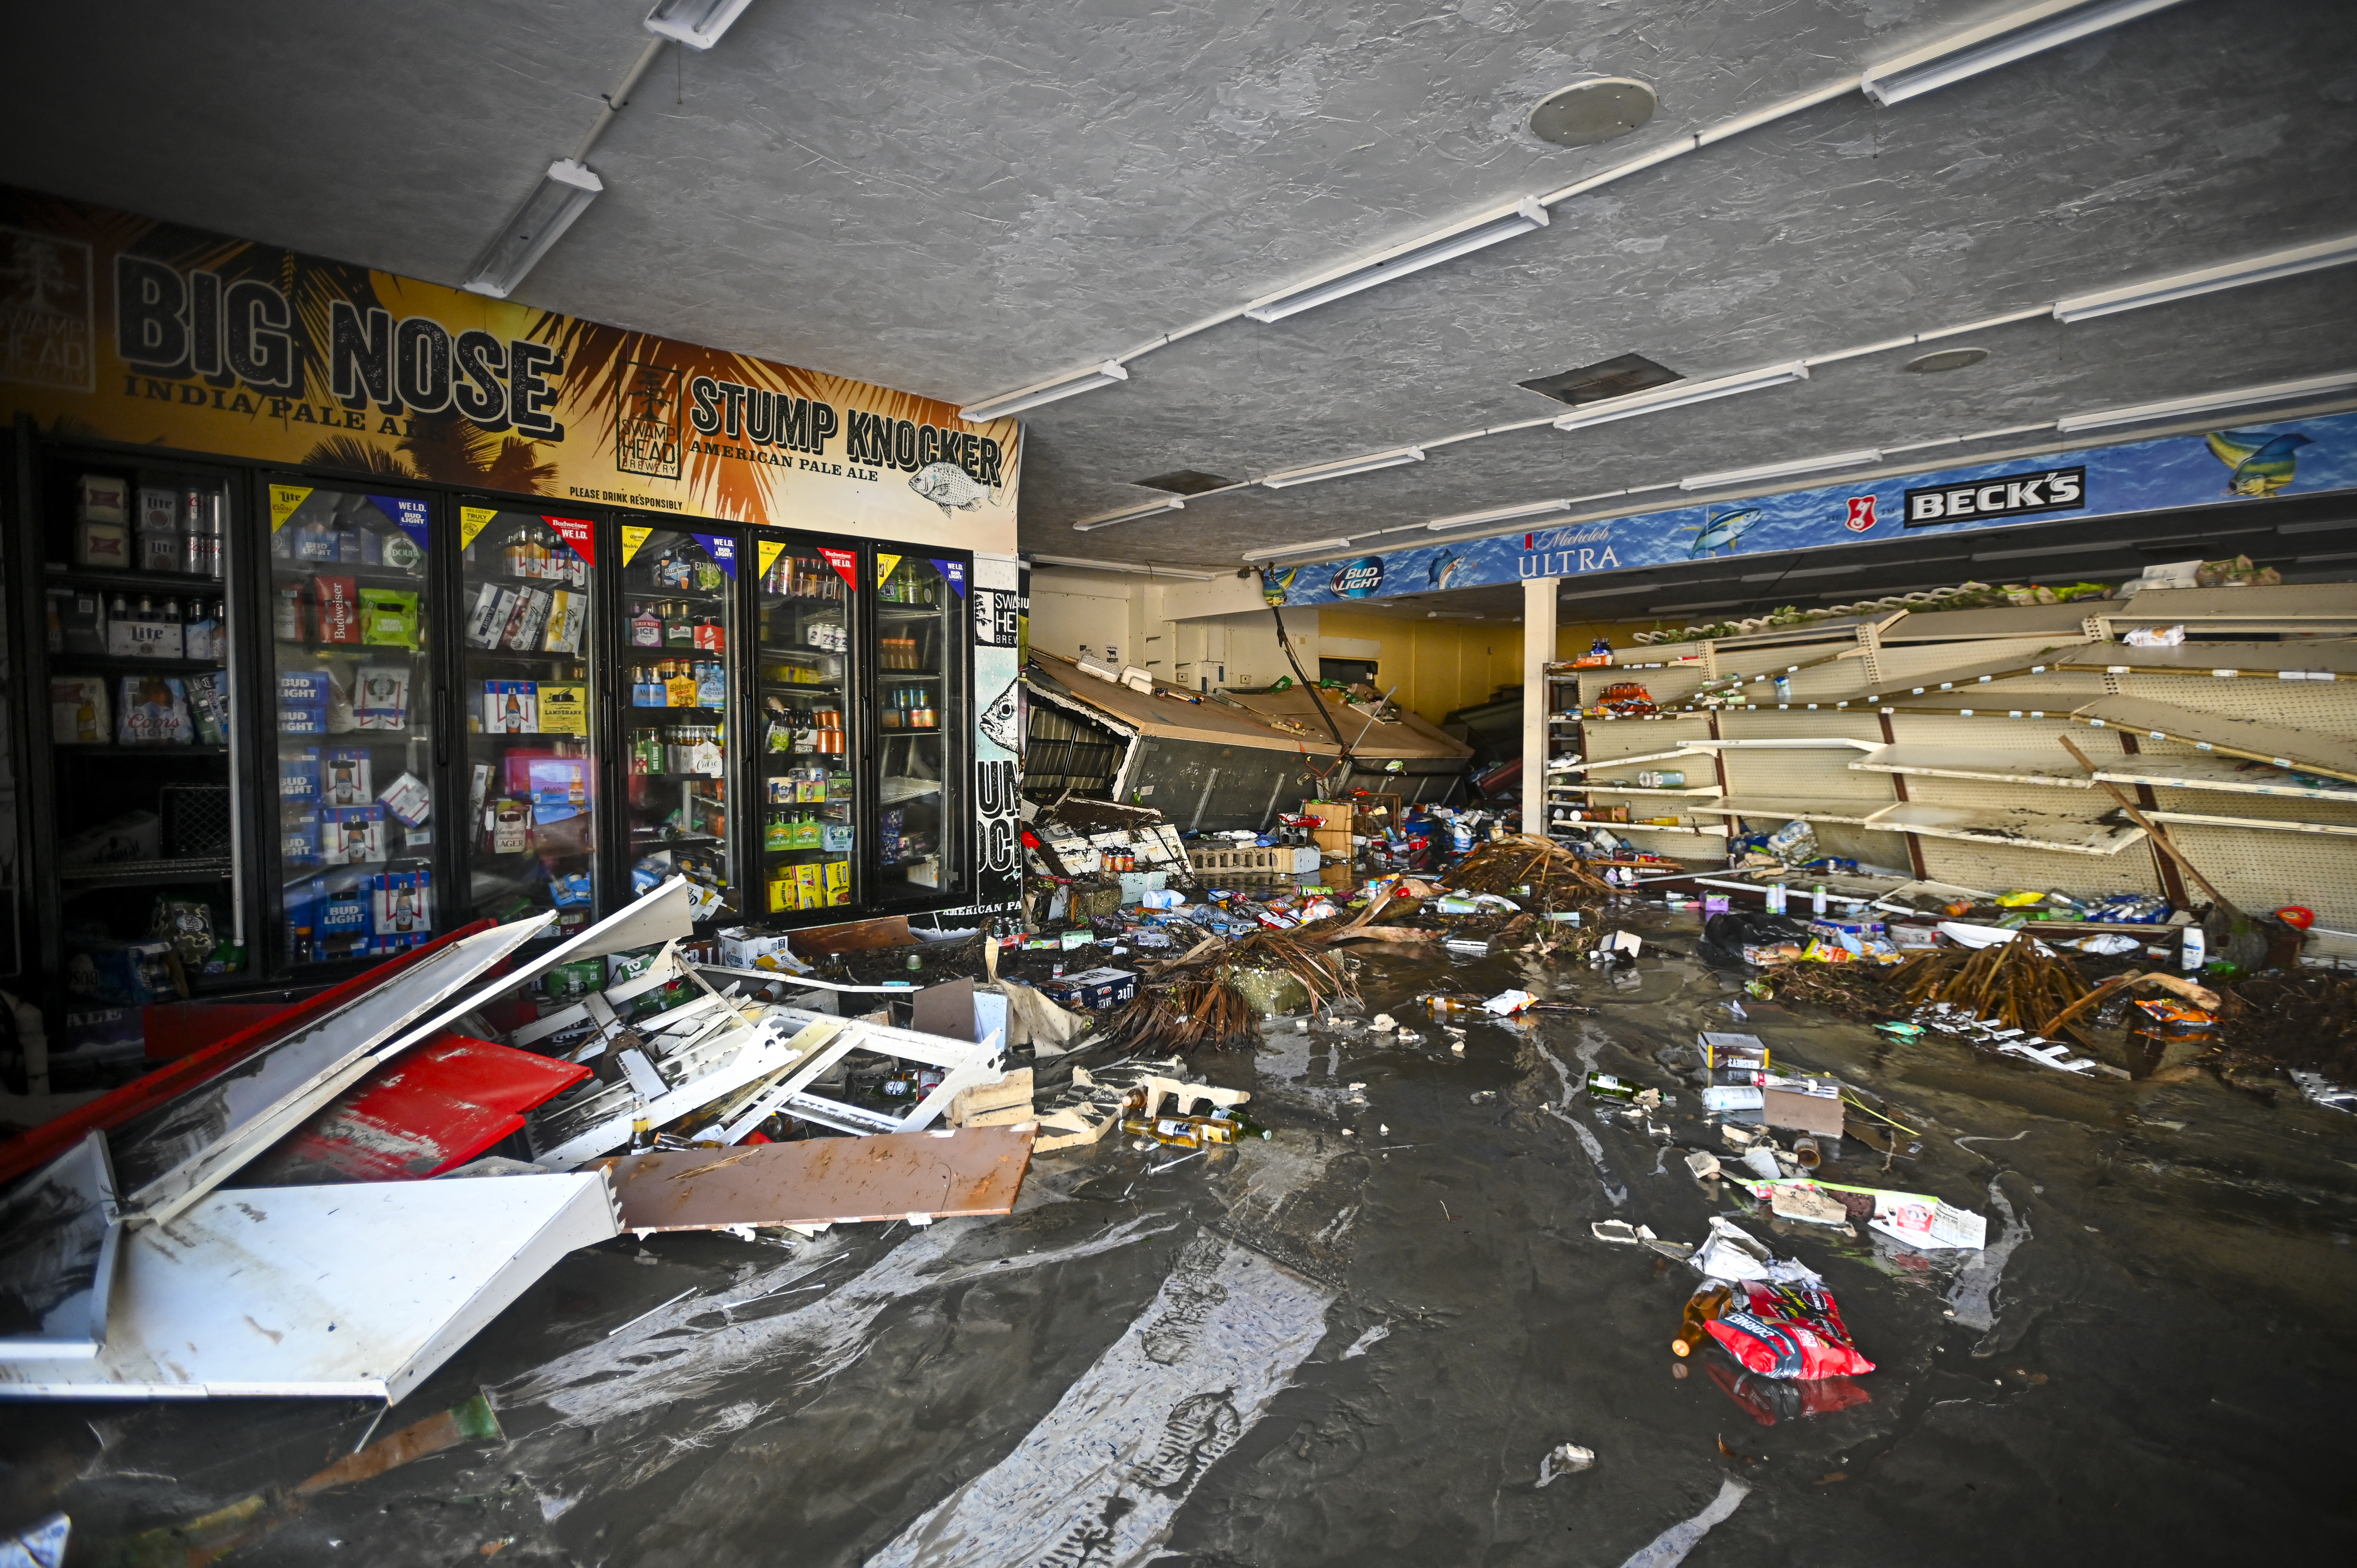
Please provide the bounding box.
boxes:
[1302,800,1353,858]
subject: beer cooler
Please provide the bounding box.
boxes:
[617,522,739,927]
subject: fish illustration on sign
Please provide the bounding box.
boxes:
[1428,553,1472,590]
[910,461,988,516]
[1261,566,1298,606]
[1680,507,1763,558]
[978,676,1023,756]
[2204,429,2312,497]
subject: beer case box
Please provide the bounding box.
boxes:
[58,1005,144,1064]
[352,665,411,731]
[74,519,131,570]
[280,747,322,800]
[482,680,538,733]
[279,670,331,734]
[75,473,130,523]
[185,671,229,746]
[1038,967,1140,1011]
[822,860,850,898]
[502,586,553,651]
[106,611,181,660]
[536,683,589,738]
[370,871,431,938]
[513,755,590,823]
[49,676,111,745]
[314,575,362,644]
[717,927,796,972]
[322,805,386,864]
[115,676,194,746]
[793,862,823,909]
[281,806,321,867]
[605,948,667,986]
[54,587,106,656]
[358,588,420,648]
[542,589,587,655]
[465,583,519,649]
[378,770,431,828]
[314,878,369,939]
[321,748,374,807]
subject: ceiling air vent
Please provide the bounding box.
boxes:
[1518,353,1682,406]
[1132,469,1237,495]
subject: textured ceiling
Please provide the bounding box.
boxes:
[4,0,2354,570]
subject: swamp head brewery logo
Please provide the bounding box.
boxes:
[616,361,683,478]
[1330,556,1385,598]
[0,225,93,392]
[1905,466,2085,526]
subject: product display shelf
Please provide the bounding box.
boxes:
[2142,810,2357,838]
[1847,745,2095,789]
[46,565,228,596]
[58,857,236,887]
[1578,782,1727,797]
[1858,801,2149,857]
[1688,797,1891,827]
[2092,755,2357,803]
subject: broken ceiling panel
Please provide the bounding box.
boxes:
[603,1125,1036,1233]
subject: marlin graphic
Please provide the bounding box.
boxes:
[1679,506,1763,558]
[2205,429,2312,497]
[1428,553,1472,590]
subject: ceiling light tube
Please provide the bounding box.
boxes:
[2055,370,2357,432]
[1427,498,1571,530]
[1243,539,1354,561]
[1677,448,1884,490]
[2052,233,2357,322]
[959,360,1130,424]
[1553,363,1809,432]
[1859,0,2192,107]
[644,0,758,49]
[462,159,604,299]
[1071,495,1185,532]
[1026,554,1217,579]
[1244,199,1549,324]
[1259,446,1425,489]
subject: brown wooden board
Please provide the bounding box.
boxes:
[602,1124,1035,1231]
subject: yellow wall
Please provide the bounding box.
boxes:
[1316,608,1521,724]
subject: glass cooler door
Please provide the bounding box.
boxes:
[871,552,967,903]
[264,482,438,967]
[457,503,600,936]
[617,522,739,925]
[752,538,859,917]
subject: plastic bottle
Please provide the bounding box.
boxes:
[1811,883,1828,916]
[1672,1284,1733,1358]
[2180,926,2205,973]
[1766,883,1787,914]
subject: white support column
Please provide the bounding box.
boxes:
[1521,575,1558,836]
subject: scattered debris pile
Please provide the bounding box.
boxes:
[1442,832,1611,913]
[2218,969,2357,1084]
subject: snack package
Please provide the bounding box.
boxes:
[1705,1281,1875,1380]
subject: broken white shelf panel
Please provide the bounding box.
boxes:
[1849,745,2093,788]
[2102,585,2357,633]
[2142,809,2357,838]
[0,1172,618,1401]
[1687,797,1892,825]
[2052,640,2357,680]
[1546,747,1704,774]
[2093,754,2357,803]
[1677,737,1879,750]
[1575,782,1727,796]
[1599,821,1729,837]
[0,1132,120,1358]
[1861,802,2148,857]
[1857,647,2080,703]
[2076,696,2357,784]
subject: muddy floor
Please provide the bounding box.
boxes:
[6,908,2356,1566]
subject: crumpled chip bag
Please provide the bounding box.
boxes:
[1705,1281,1876,1379]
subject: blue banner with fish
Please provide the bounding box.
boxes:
[1272,411,2357,607]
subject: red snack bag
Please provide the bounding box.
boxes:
[1704,1281,1876,1379]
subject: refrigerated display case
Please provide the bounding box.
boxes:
[871,552,968,903]
[457,503,598,937]
[752,539,859,916]
[618,522,736,925]
[263,482,437,968]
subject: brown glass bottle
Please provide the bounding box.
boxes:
[1671,1284,1733,1358]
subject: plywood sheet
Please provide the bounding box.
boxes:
[604,1125,1035,1231]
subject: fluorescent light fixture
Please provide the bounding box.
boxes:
[1677,448,1883,491]
[1553,363,1808,432]
[1427,498,1572,530]
[462,160,604,299]
[644,0,758,48]
[959,361,1129,424]
[2052,233,2357,322]
[1243,538,1354,560]
[1071,495,1184,532]
[1244,198,1549,324]
[1860,0,2191,107]
[2055,370,2357,432]
[1259,446,1425,489]
[1027,553,1217,579]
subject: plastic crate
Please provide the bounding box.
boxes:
[160,782,233,858]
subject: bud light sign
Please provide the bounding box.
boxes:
[1331,556,1385,599]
